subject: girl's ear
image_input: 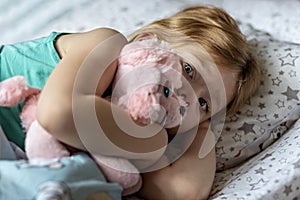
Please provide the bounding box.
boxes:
[133,33,156,41]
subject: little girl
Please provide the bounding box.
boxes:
[0,5,261,199]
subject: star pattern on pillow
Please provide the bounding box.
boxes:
[212,121,300,199]
[275,100,285,108]
[288,70,297,77]
[271,77,282,86]
[256,114,269,123]
[250,178,269,190]
[279,53,299,66]
[281,86,300,101]
[233,133,242,142]
[292,158,300,168]
[237,122,255,135]
[215,25,300,172]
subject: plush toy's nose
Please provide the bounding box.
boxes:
[179,106,186,116]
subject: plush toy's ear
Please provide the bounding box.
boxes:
[0,76,40,106]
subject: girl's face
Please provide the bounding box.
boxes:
[133,35,239,134]
[168,54,239,134]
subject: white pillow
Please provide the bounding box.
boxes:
[214,23,300,171]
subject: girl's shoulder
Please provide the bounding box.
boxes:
[56,28,127,58]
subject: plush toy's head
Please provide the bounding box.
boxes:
[111,39,187,128]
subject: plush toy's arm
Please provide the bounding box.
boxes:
[25,120,70,159]
[0,76,40,106]
[92,154,142,196]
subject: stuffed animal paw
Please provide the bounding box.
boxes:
[25,120,70,159]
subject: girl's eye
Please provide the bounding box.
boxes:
[183,63,194,78]
[198,97,209,112]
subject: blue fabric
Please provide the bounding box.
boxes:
[0,153,122,200]
[0,126,26,160]
[0,32,61,149]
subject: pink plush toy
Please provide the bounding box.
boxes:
[112,39,187,128]
[0,39,186,196]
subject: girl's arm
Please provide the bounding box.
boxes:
[138,121,216,200]
[37,28,168,161]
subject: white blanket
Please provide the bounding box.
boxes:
[1,0,300,45]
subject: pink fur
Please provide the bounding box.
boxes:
[112,39,187,128]
[0,76,39,106]
[26,120,70,159]
[20,94,40,131]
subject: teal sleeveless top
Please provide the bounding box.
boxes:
[0,32,63,149]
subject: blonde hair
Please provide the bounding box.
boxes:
[128,6,261,114]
